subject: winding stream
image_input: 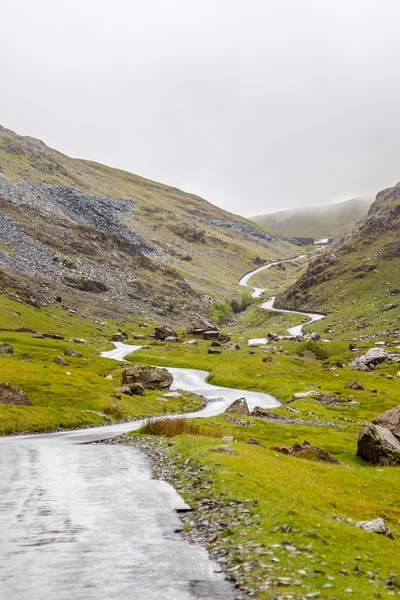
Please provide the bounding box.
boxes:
[0,256,328,600]
[238,255,325,341]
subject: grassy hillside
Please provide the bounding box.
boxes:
[0,125,297,323]
[252,197,372,240]
[276,183,400,338]
[125,332,400,599]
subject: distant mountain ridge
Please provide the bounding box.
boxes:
[276,183,400,338]
[252,197,372,240]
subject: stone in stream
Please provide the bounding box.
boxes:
[0,382,31,406]
[373,406,400,439]
[357,423,400,466]
[122,365,173,391]
[224,398,250,416]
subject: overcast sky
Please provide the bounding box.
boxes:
[1,0,400,216]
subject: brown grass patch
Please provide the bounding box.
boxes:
[139,417,223,438]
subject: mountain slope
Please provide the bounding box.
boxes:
[252,197,372,240]
[276,183,400,338]
[0,125,297,321]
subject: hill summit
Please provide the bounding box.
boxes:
[252,196,372,241]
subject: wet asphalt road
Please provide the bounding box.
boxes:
[0,442,234,599]
[0,344,281,600]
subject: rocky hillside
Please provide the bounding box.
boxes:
[0,125,297,321]
[252,197,372,240]
[276,183,400,337]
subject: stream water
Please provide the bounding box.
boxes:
[238,255,325,342]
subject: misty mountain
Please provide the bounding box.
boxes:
[252,197,372,241]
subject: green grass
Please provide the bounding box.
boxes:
[0,297,203,435]
[159,424,400,598]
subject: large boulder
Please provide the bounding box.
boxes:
[356,517,393,538]
[122,365,173,391]
[373,406,400,439]
[155,325,177,341]
[357,423,400,466]
[185,319,216,335]
[224,398,250,415]
[111,333,124,342]
[0,382,31,406]
[349,347,391,371]
[0,343,14,355]
[204,329,220,340]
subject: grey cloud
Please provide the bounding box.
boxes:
[1,0,400,215]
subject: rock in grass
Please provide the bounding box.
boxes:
[53,356,68,365]
[155,325,177,341]
[128,383,146,396]
[356,517,393,539]
[207,347,221,355]
[185,319,216,335]
[218,333,231,343]
[122,365,173,390]
[224,397,250,415]
[292,391,321,400]
[0,343,14,355]
[246,438,265,447]
[117,385,133,396]
[64,348,83,357]
[345,381,364,390]
[111,332,124,342]
[272,440,339,464]
[300,349,317,359]
[349,347,390,371]
[372,405,400,439]
[0,382,31,406]
[357,423,400,466]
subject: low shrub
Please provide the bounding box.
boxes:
[296,341,329,360]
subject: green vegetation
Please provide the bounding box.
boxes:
[276,185,400,340]
[153,422,400,599]
[211,302,234,325]
[0,297,203,435]
[296,341,329,360]
[229,291,254,314]
[127,337,400,599]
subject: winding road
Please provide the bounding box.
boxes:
[0,255,323,600]
[238,255,325,341]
